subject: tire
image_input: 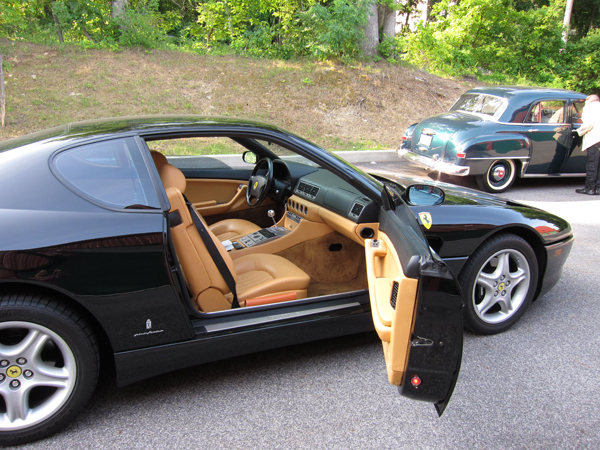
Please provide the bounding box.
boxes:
[476,159,517,193]
[0,293,99,446]
[458,234,538,335]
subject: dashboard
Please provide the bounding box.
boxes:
[272,159,379,224]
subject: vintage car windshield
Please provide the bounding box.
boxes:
[450,94,506,119]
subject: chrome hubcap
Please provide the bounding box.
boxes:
[0,322,76,431]
[491,166,506,181]
[472,249,531,324]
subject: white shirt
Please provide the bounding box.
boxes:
[578,101,600,151]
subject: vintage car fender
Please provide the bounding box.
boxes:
[457,133,531,176]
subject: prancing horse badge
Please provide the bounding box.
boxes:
[418,212,433,230]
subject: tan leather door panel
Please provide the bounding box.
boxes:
[185,179,249,216]
[365,233,419,386]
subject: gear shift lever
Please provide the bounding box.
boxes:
[268,210,277,228]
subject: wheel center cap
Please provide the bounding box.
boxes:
[498,282,505,291]
[6,365,22,378]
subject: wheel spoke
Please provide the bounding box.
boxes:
[32,365,71,388]
[3,388,29,424]
[476,291,498,316]
[496,252,510,274]
[0,330,49,361]
[477,272,499,290]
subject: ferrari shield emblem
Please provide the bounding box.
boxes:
[253,181,258,190]
[418,212,433,230]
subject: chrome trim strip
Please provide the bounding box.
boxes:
[521,173,585,178]
[466,156,529,160]
[204,302,361,332]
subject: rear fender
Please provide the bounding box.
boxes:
[459,134,530,176]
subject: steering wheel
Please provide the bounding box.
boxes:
[246,158,274,207]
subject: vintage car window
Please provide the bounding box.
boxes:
[54,138,160,210]
[147,137,252,170]
[572,100,585,124]
[526,100,566,124]
[450,94,505,118]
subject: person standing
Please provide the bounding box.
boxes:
[576,94,600,195]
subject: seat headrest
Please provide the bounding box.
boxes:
[151,151,168,168]
[159,163,186,193]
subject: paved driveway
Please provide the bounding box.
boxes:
[19,162,600,450]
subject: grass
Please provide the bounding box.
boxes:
[0,40,475,149]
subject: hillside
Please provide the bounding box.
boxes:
[0,40,474,149]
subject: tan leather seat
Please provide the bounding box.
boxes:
[159,163,310,312]
[151,151,260,241]
[151,150,168,168]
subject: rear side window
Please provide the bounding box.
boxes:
[525,100,566,124]
[54,138,160,210]
[451,94,505,118]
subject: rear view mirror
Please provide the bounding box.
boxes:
[406,184,445,206]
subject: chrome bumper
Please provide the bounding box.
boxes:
[398,149,470,177]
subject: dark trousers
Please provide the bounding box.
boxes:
[584,143,600,189]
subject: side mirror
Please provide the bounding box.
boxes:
[242,151,258,165]
[406,184,445,206]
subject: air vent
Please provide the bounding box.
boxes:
[390,281,399,309]
[296,182,320,199]
[349,202,364,218]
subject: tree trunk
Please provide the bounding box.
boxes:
[80,24,95,43]
[52,11,64,43]
[361,2,379,57]
[423,0,430,24]
[382,1,400,39]
[562,0,574,45]
[112,0,128,19]
[1,55,5,127]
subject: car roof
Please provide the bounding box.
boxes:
[465,85,587,102]
[0,115,286,153]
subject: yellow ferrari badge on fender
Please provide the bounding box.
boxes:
[253,181,258,190]
[418,212,433,230]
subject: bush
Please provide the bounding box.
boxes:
[560,29,600,95]
[400,0,565,85]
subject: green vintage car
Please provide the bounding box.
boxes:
[398,86,588,193]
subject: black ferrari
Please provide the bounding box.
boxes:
[0,116,572,445]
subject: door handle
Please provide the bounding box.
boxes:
[527,129,539,132]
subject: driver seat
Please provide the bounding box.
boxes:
[152,154,262,241]
[159,163,309,312]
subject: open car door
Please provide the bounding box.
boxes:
[365,195,463,415]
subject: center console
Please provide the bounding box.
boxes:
[238,225,290,248]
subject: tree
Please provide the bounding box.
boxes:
[112,0,128,18]
[361,1,379,56]
[563,0,574,44]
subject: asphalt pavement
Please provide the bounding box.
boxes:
[16,159,600,450]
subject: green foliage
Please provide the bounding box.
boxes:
[559,29,600,95]
[113,9,168,48]
[294,0,370,60]
[400,0,569,85]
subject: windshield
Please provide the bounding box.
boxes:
[450,94,506,119]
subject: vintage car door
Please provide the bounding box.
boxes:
[560,99,587,174]
[524,100,585,175]
[365,189,463,415]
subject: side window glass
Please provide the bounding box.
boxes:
[572,100,585,124]
[54,138,160,210]
[526,101,565,124]
[147,137,254,170]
